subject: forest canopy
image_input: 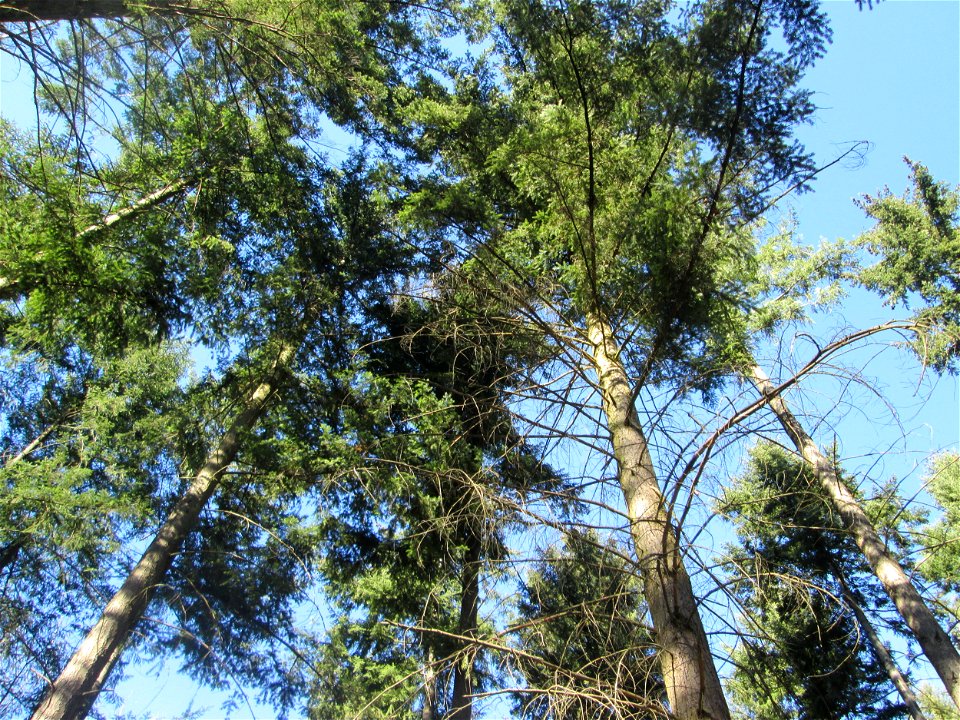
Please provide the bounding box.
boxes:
[0,2,958,720]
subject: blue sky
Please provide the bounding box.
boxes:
[786,0,959,477]
[2,1,959,718]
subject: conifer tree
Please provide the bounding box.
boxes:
[720,443,909,720]
[409,1,831,716]
[512,531,662,720]
[740,162,960,705]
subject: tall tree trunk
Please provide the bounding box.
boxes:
[748,362,960,708]
[29,342,296,720]
[588,315,730,720]
[836,570,927,720]
[0,1,189,22]
[450,533,480,720]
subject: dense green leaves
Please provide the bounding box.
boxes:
[1,2,957,719]
[855,161,960,372]
[720,444,907,720]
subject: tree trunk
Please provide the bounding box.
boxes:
[421,645,437,720]
[0,1,187,22]
[748,362,960,708]
[450,534,480,720]
[29,342,296,720]
[588,315,730,720]
[0,179,192,300]
[75,178,193,242]
[0,538,23,574]
[836,571,928,720]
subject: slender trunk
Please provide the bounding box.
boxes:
[836,572,927,720]
[588,315,730,720]
[748,362,960,708]
[75,179,192,242]
[450,534,480,720]
[5,423,57,466]
[0,1,188,22]
[29,342,296,720]
[0,179,192,300]
[0,539,23,574]
[422,645,437,720]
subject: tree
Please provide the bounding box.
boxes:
[512,531,662,720]
[306,289,569,720]
[408,1,831,716]
[1,0,451,710]
[919,453,960,638]
[738,161,960,706]
[0,341,191,716]
[720,443,910,720]
[3,2,954,718]
[30,338,296,720]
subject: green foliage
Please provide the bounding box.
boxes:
[5,3,946,720]
[918,684,960,720]
[309,618,425,720]
[745,223,853,336]
[402,0,833,405]
[512,531,662,720]
[0,341,191,713]
[920,453,960,590]
[916,452,960,648]
[0,123,188,352]
[855,160,960,372]
[720,444,903,720]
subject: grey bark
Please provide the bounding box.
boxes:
[29,342,296,720]
[421,645,437,720]
[748,362,960,709]
[588,315,730,720]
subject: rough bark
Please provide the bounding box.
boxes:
[588,315,730,720]
[748,362,960,708]
[450,534,481,720]
[836,571,927,720]
[0,1,188,22]
[29,342,296,720]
